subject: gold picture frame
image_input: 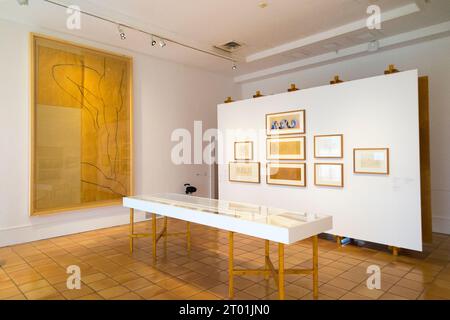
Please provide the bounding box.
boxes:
[30,33,133,216]
[267,136,306,160]
[266,109,305,136]
[234,141,253,161]
[314,134,343,158]
[229,162,260,184]
[314,163,344,187]
[266,163,306,187]
[353,148,390,175]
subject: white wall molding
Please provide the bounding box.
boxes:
[245,3,421,62]
[0,207,145,247]
[236,21,450,83]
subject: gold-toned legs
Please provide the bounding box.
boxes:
[129,210,152,254]
[228,231,234,299]
[335,235,342,246]
[278,243,285,300]
[129,208,134,253]
[264,240,270,280]
[152,213,157,262]
[312,235,319,299]
[392,246,399,256]
[164,216,168,238]
[128,212,192,261]
[228,235,320,300]
[187,222,191,252]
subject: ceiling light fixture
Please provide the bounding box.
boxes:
[368,40,379,52]
[232,63,237,70]
[258,2,268,9]
[117,25,126,40]
[159,38,166,48]
[44,0,236,62]
[43,0,236,64]
[17,0,29,5]
[151,35,157,47]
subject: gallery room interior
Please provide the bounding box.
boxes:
[0,0,449,304]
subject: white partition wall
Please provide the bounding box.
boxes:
[218,70,422,251]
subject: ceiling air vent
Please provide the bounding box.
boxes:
[214,41,243,53]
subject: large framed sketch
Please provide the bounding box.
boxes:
[30,34,133,215]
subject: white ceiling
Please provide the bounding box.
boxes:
[1,0,450,82]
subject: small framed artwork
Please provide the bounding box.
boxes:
[353,148,390,174]
[314,163,344,187]
[266,163,306,187]
[267,136,306,160]
[266,109,305,136]
[229,162,260,183]
[314,134,343,158]
[234,141,253,160]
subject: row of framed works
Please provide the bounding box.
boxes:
[234,139,389,174]
[236,134,344,161]
[228,162,344,187]
[229,148,390,186]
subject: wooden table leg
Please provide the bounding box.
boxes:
[187,222,191,253]
[278,243,285,300]
[392,246,399,256]
[152,213,157,262]
[264,240,270,280]
[164,216,168,237]
[228,231,234,299]
[129,208,134,253]
[313,235,319,299]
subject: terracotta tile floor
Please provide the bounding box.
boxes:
[0,218,449,300]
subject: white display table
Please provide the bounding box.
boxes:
[123,193,333,299]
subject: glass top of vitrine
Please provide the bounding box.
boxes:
[126,193,329,229]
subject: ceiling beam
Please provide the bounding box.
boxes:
[245,2,421,63]
[235,21,450,83]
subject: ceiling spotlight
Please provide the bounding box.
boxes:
[159,38,166,48]
[258,2,268,9]
[151,36,157,46]
[117,25,126,40]
[368,40,379,52]
[232,63,237,70]
[17,0,29,5]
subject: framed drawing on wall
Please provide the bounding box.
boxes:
[266,109,305,136]
[30,34,133,215]
[314,134,343,158]
[354,148,390,174]
[234,141,253,160]
[229,162,260,183]
[266,163,306,187]
[314,163,344,187]
[267,136,306,160]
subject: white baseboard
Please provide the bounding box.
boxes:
[2,211,447,248]
[0,208,149,247]
[432,215,450,235]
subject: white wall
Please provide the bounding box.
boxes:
[240,36,450,235]
[0,19,236,247]
[220,71,422,251]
